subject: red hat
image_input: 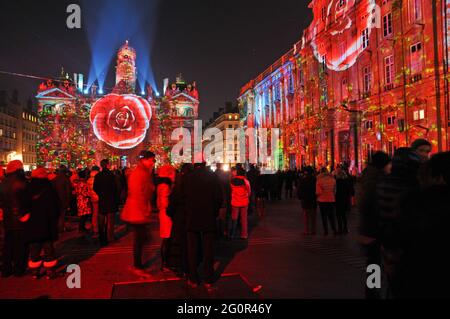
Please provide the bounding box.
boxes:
[31,167,48,179]
[6,160,24,174]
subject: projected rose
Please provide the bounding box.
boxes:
[310,0,378,71]
[90,94,152,149]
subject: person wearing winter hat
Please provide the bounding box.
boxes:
[25,167,60,279]
[0,160,30,277]
[411,138,432,162]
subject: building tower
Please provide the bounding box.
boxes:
[115,40,137,93]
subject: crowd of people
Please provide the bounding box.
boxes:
[355,139,450,298]
[1,137,449,297]
[0,151,255,290]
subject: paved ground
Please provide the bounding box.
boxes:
[0,198,367,299]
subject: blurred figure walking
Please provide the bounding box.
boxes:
[121,151,156,273]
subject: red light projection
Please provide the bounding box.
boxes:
[90,94,152,149]
[310,0,379,71]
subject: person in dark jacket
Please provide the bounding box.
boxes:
[0,160,30,277]
[376,148,421,298]
[334,165,354,235]
[285,169,295,199]
[297,166,317,235]
[181,162,223,289]
[275,170,284,200]
[51,165,72,233]
[167,163,193,277]
[94,159,119,246]
[356,151,391,299]
[391,152,450,298]
[25,167,60,279]
[215,163,231,239]
[246,164,259,214]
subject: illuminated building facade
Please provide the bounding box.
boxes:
[0,90,38,170]
[35,42,199,168]
[240,0,450,171]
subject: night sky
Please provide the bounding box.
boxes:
[0,0,312,121]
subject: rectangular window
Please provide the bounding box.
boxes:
[419,109,425,119]
[413,110,424,121]
[410,0,422,22]
[384,55,395,86]
[410,42,423,76]
[365,120,373,130]
[342,78,349,100]
[320,54,327,72]
[288,74,295,94]
[383,13,393,37]
[274,83,281,101]
[363,66,371,93]
[362,28,369,49]
[387,115,396,125]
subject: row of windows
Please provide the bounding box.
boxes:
[0,128,36,140]
[23,155,36,164]
[360,42,422,95]
[364,110,425,130]
[0,140,16,150]
[23,132,37,141]
[22,113,37,122]
[23,144,36,152]
[0,118,17,128]
[0,129,16,139]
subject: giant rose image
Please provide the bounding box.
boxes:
[90,94,152,149]
[310,0,378,72]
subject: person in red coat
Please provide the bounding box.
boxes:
[230,167,251,240]
[120,151,156,273]
[156,163,176,272]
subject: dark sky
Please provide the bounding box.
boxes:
[0,0,312,121]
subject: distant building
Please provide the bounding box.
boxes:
[0,90,38,170]
[205,105,241,167]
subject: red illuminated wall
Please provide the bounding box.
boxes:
[239,0,450,171]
